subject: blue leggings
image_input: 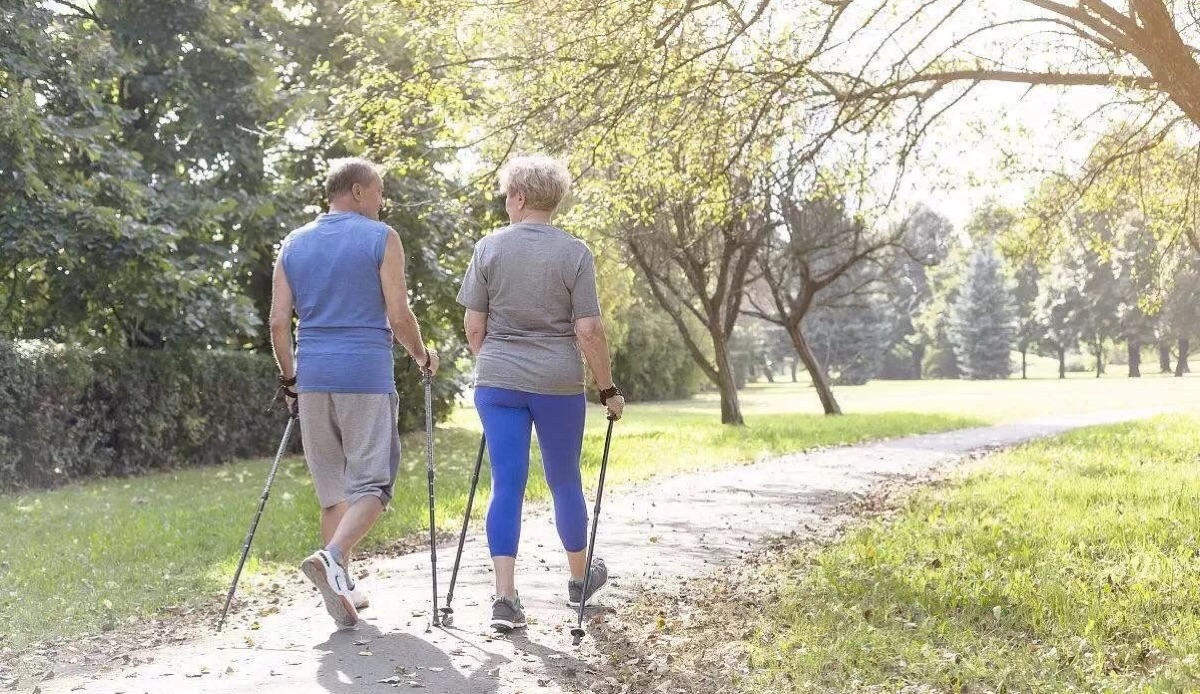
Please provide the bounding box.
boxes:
[475,386,588,557]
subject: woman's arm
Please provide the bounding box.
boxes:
[464,309,487,355]
[576,315,624,419]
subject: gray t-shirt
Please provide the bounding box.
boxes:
[456,222,602,395]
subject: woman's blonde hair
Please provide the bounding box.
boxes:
[499,155,571,212]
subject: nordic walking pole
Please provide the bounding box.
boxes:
[439,434,486,627]
[217,407,298,631]
[571,413,617,642]
[423,370,442,628]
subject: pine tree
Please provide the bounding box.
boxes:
[949,245,1015,379]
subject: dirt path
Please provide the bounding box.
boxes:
[21,408,1164,694]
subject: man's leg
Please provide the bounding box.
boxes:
[327,392,403,561]
[298,392,359,626]
[321,502,347,545]
[327,496,384,558]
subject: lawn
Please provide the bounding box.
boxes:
[0,380,986,649]
[734,414,1200,692]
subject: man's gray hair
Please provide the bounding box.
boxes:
[499,155,571,212]
[325,157,383,199]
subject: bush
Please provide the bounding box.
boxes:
[0,340,96,489]
[609,303,705,402]
[0,341,460,491]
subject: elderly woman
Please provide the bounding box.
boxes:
[456,154,626,632]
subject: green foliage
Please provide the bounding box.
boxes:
[880,205,954,380]
[0,0,275,346]
[949,244,1014,379]
[0,341,97,490]
[805,299,898,386]
[0,340,456,492]
[611,299,705,402]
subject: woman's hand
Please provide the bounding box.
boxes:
[605,394,625,421]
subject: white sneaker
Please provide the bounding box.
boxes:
[300,549,358,628]
[351,587,369,611]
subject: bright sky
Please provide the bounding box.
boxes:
[901,83,1115,229]
[774,0,1152,230]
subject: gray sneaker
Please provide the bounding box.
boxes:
[490,594,527,633]
[568,558,608,607]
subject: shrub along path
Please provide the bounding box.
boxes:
[16,407,1167,694]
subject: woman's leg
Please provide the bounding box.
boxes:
[529,392,589,579]
[475,387,533,599]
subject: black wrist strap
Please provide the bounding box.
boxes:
[423,350,432,370]
[599,384,622,405]
[278,374,297,387]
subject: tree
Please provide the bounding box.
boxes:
[1035,257,1085,379]
[1111,213,1163,377]
[610,293,706,402]
[1071,217,1124,377]
[805,296,898,386]
[745,185,901,414]
[915,243,968,379]
[949,244,1015,379]
[1011,260,1041,379]
[0,0,264,346]
[626,176,771,425]
[880,205,954,379]
[1162,265,1200,376]
[810,0,1200,258]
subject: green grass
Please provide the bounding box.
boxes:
[741,414,1200,692]
[0,384,982,650]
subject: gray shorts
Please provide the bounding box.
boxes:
[298,392,401,509]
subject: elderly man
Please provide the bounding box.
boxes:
[270,157,440,628]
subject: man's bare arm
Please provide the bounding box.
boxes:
[269,257,296,380]
[381,229,439,373]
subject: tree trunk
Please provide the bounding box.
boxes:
[1128,339,1141,378]
[1058,347,1066,380]
[912,343,925,380]
[712,337,744,425]
[1160,340,1173,373]
[1020,348,1028,380]
[762,354,775,383]
[1094,339,1103,378]
[787,323,842,415]
[1177,338,1191,377]
[790,358,798,383]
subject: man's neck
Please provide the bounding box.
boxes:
[328,203,358,216]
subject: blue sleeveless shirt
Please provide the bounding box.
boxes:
[280,212,395,394]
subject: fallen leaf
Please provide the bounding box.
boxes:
[377,676,403,684]
[358,651,373,657]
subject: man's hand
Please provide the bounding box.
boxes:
[418,348,441,376]
[279,374,298,416]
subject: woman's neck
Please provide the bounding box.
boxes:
[516,210,553,225]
